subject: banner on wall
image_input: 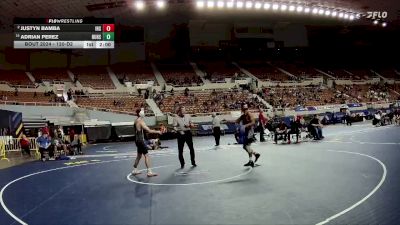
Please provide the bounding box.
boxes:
[347,103,363,108]
[294,106,317,111]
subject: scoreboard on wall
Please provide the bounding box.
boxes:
[13,18,115,49]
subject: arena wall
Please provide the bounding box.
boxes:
[0,105,156,125]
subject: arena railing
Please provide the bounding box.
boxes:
[80,83,116,90]
[0,101,68,107]
[160,88,243,95]
[83,106,155,117]
[40,79,69,85]
[0,81,38,89]
[168,83,203,88]
[166,109,259,118]
[0,139,8,161]
[0,134,88,156]
[78,92,141,98]
[0,136,38,153]
[274,100,394,111]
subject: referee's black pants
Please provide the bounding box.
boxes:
[213,127,221,146]
[177,131,196,167]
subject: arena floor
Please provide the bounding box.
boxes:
[0,122,399,225]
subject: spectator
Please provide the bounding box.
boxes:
[53,137,67,156]
[37,133,54,161]
[346,109,352,126]
[258,106,267,142]
[55,126,64,140]
[20,134,31,156]
[212,113,221,146]
[310,115,324,140]
[69,128,75,142]
[275,120,288,144]
[41,124,49,136]
[288,117,301,143]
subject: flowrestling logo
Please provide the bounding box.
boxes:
[366,11,388,20]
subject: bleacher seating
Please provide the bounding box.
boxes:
[275,62,322,79]
[71,67,115,89]
[0,70,33,86]
[111,62,157,85]
[157,64,203,87]
[259,84,398,109]
[376,69,400,80]
[31,68,71,83]
[75,96,153,115]
[197,61,243,82]
[337,84,397,103]
[323,68,375,80]
[156,90,263,114]
[241,63,291,82]
[0,91,62,104]
[260,86,339,108]
[345,69,376,80]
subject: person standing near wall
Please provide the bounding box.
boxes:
[37,133,53,161]
[20,134,31,156]
[212,113,221,146]
[346,109,352,126]
[258,107,267,142]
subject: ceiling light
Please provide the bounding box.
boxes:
[156,0,166,9]
[296,6,303,12]
[207,1,215,8]
[245,1,253,9]
[236,1,244,8]
[196,1,205,8]
[135,1,145,10]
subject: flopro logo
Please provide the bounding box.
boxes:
[366,11,388,20]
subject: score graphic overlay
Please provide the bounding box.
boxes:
[14,18,115,49]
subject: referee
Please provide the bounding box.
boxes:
[173,106,197,169]
[212,113,221,146]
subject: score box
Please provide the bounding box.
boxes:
[103,32,114,41]
[102,24,114,32]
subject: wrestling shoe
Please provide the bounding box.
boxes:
[147,172,158,177]
[131,169,141,176]
[254,153,261,163]
[244,160,254,167]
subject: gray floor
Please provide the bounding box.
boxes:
[0,122,399,225]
